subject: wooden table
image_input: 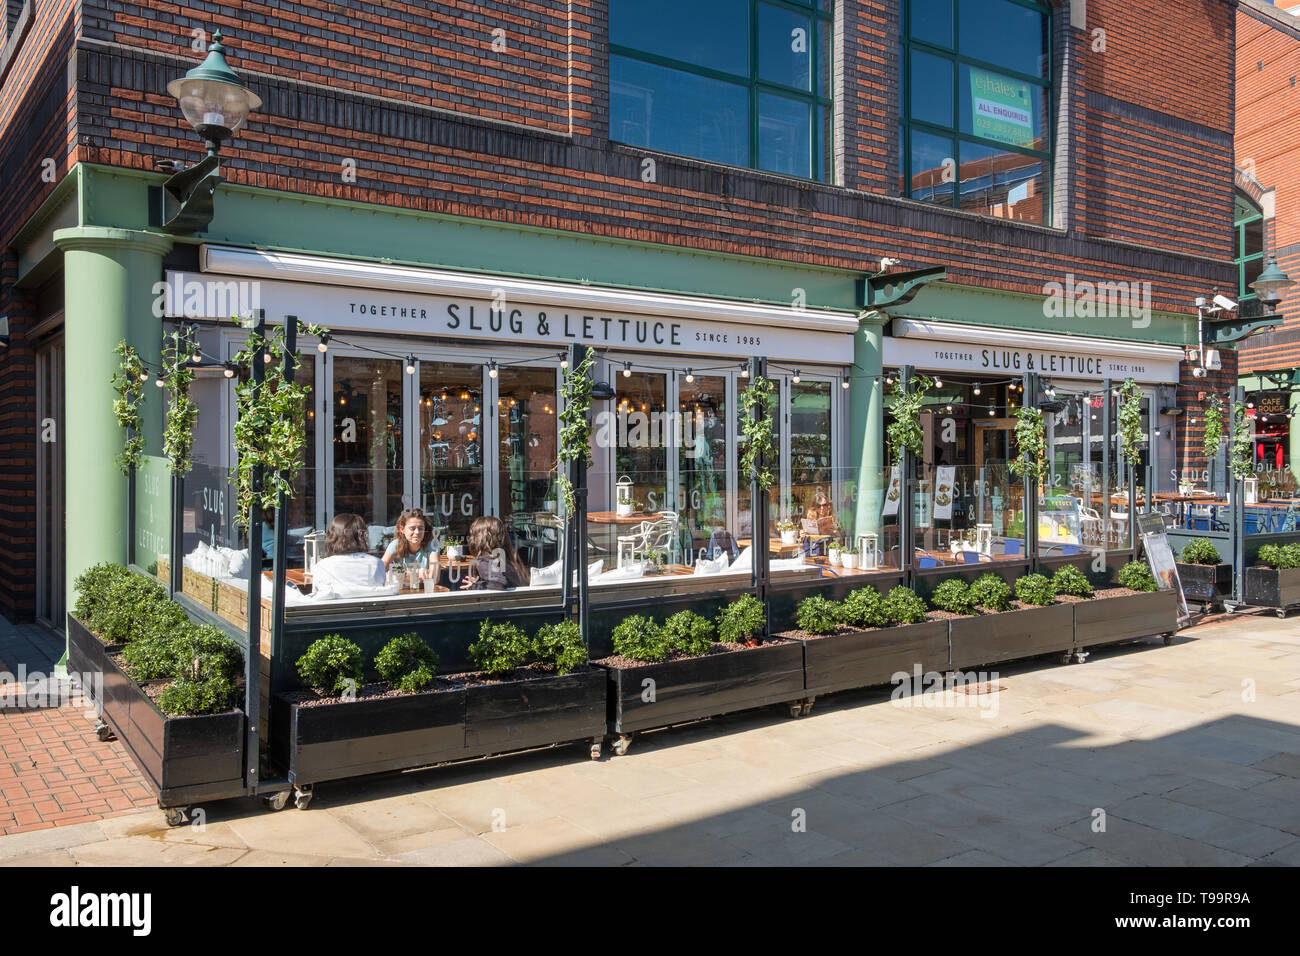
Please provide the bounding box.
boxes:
[264,568,311,588]
[737,538,802,557]
[587,511,657,525]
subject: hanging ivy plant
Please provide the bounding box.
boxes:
[110,341,147,475]
[230,319,328,527]
[555,349,595,515]
[1202,393,1223,463]
[1117,377,1143,465]
[739,375,777,490]
[1009,405,1047,485]
[1229,401,1253,481]
[885,373,933,465]
[161,327,200,477]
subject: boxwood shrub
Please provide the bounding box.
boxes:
[795,595,842,635]
[374,633,440,691]
[1179,537,1220,566]
[840,587,888,628]
[297,634,365,695]
[468,621,533,676]
[1051,565,1094,598]
[930,578,977,615]
[969,574,1012,612]
[612,615,668,662]
[660,610,715,656]
[533,620,588,675]
[716,594,766,644]
[1117,561,1158,592]
[882,586,927,624]
[1015,573,1057,606]
[1258,543,1300,570]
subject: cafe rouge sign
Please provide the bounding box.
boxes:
[883,336,1182,384]
[162,272,854,364]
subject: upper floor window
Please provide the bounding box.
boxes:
[899,0,1052,225]
[1234,210,1264,303]
[610,0,833,182]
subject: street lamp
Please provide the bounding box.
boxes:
[1250,255,1295,310]
[166,30,262,158]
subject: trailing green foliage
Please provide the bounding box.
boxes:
[556,349,595,515]
[374,633,440,691]
[740,376,777,489]
[930,578,977,615]
[1009,405,1046,485]
[795,595,842,635]
[886,374,933,465]
[1014,573,1057,606]
[230,319,328,527]
[1117,378,1144,465]
[1179,537,1221,566]
[660,610,715,656]
[533,620,588,675]
[73,563,185,646]
[716,593,766,644]
[467,621,533,676]
[1258,543,1300,570]
[882,586,927,624]
[611,615,667,662]
[110,342,147,475]
[296,635,364,695]
[124,622,241,685]
[1117,561,1158,592]
[1051,564,1094,598]
[1230,402,1253,481]
[840,587,888,628]
[158,675,239,718]
[1202,394,1223,463]
[969,573,1012,612]
[161,327,200,476]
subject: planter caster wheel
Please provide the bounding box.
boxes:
[293,785,313,810]
[263,790,289,812]
[788,702,803,718]
[162,807,187,828]
[589,737,602,760]
[1162,633,1175,646]
[800,696,816,717]
[1278,610,1290,620]
[94,719,116,742]
[611,735,633,757]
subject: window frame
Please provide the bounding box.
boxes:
[899,0,1054,224]
[609,0,835,182]
[1234,210,1265,303]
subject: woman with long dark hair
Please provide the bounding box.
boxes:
[463,515,531,590]
[310,513,386,594]
[382,508,439,583]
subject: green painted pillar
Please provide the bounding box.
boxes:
[850,313,887,539]
[53,227,173,620]
[1290,390,1300,484]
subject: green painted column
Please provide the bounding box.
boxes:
[1290,391,1300,484]
[53,227,173,620]
[850,313,887,539]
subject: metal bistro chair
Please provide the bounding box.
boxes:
[617,511,680,568]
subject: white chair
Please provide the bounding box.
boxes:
[616,511,680,568]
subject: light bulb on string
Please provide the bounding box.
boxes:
[487,360,498,379]
[406,357,417,375]
[222,363,235,379]
[622,362,632,378]
[792,369,802,384]
[155,376,166,388]
[262,351,272,364]
[685,369,694,384]
[139,370,150,382]
[973,382,981,396]
[317,334,330,353]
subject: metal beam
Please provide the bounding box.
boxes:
[1205,313,1285,344]
[861,267,947,310]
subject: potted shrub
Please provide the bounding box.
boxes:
[777,585,948,702]
[443,536,463,560]
[827,542,842,567]
[596,596,805,754]
[1176,537,1231,608]
[1245,543,1300,613]
[949,572,1073,669]
[66,563,247,821]
[1071,559,1177,652]
[840,546,859,570]
[776,518,797,546]
[273,621,607,791]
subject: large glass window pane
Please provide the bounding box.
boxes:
[959,141,1046,223]
[758,92,812,178]
[911,0,954,48]
[418,362,482,540]
[332,356,404,536]
[611,55,750,168]
[910,49,954,127]
[614,371,669,514]
[790,380,833,534]
[610,0,750,76]
[759,2,813,91]
[677,375,729,561]
[959,0,1047,78]
[1244,218,1264,258]
[960,64,1045,149]
[497,365,560,569]
[908,129,956,204]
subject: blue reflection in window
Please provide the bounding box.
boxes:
[759,2,813,91]
[758,93,812,177]
[959,0,1046,78]
[610,0,751,76]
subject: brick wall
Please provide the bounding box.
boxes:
[1175,350,1240,479]
[0,250,36,621]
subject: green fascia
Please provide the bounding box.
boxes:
[72,164,864,312]
[889,281,1198,348]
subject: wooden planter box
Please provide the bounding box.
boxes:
[787,620,950,697]
[1176,562,1232,607]
[1073,589,1178,649]
[271,668,607,788]
[1244,566,1300,610]
[600,641,806,736]
[66,614,246,808]
[949,603,1074,670]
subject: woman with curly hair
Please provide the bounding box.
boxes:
[310,513,385,594]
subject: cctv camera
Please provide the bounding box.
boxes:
[1212,294,1238,312]
[1192,367,1207,378]
[879,257,900,272]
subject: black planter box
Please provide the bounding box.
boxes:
[949,603,1074,670]
[790,620,950,697]
[600,641,806,735]
[1244,566,1300,609]
[1073,590,1178,649]
[272,668,607,787]
[1176,562,1232,606]
[66,614,246,807]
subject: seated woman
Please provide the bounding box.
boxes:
[310,514,386,594]
[463,515,531,590]
[382,508,440,584]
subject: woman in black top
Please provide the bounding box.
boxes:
[463,515,531,590]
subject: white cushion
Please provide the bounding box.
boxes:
[217,547,249,577]
[588,559,604,578]
[529,559,565,587]
[729,546,754,572]
[693,554,729,575]
[594,564,645,583]
[772,557,815,572]
[311,581,401,601]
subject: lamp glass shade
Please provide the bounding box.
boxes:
[1250,256,1294,304]
[167,76,260,141]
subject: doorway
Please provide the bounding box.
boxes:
[35,333,65,628]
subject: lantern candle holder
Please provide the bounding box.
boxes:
[616,475,634,517]
[857,533,879,570]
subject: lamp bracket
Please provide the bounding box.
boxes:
[159,154,221,234]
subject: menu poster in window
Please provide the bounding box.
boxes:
[882,466,902,517]
[970,68,1036,149]
[933,466,956,521]
[1139,516,1190,623]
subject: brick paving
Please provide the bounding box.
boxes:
[0,621,155,837]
